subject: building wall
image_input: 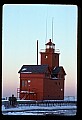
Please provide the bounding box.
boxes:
[43,78,64,100]
[43,69,65,100]
[40,52,52,69]
[52,53,59,67]
[19,69,65,100]
[40,52,59,70]
[20,73,44,100]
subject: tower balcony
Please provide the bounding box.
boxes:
[40,49,60,54]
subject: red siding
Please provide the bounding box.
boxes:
[20,73,44,78]
[40,52,59,70]
[43,78,64,100]
[19,72,65,100]
[20,73,44,100]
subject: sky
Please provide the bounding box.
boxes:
[2,4,77,98]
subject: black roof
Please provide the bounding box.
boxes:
[45,39,55,45]
[52,66,66,75]
[18,65,49,74]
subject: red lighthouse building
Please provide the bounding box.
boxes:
[18,39,66,100]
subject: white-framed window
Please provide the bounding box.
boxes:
[61,88,63,91]
[45,55,48,59]
[22,80,25,87]
[25,81,27,87]
[28,80,31,83]
[46,45,49,49]
[22,80,28,87]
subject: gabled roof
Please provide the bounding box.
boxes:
[52,66,66,75]
[18,65,49,74]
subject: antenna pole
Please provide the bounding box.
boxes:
[37,40,38,65]
[52,17,53,42]
[45,18,47,43]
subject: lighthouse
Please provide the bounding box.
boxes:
[18,39,66,100]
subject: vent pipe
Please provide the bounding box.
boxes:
[37,40,38,65]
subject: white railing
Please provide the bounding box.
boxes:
[40,49,60,53]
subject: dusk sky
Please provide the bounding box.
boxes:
[2,4,77,98]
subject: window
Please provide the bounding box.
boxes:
[25,81,27,87]
[61,88,63,91]
[45,55,48,59]
[46,45,49,49]
[22,80,25,87]
[22,80,28,87]
[28,80,31,83]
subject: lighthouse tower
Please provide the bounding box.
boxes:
[40,39,59,72]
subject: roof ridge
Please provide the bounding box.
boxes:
[18,64,49,73]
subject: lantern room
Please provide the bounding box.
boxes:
[45,39,55,53]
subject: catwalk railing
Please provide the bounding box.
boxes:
[2,99,77,108]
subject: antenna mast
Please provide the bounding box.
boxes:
[45,18,47,43]
[52,17,54,42]
[37,40,38,65]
